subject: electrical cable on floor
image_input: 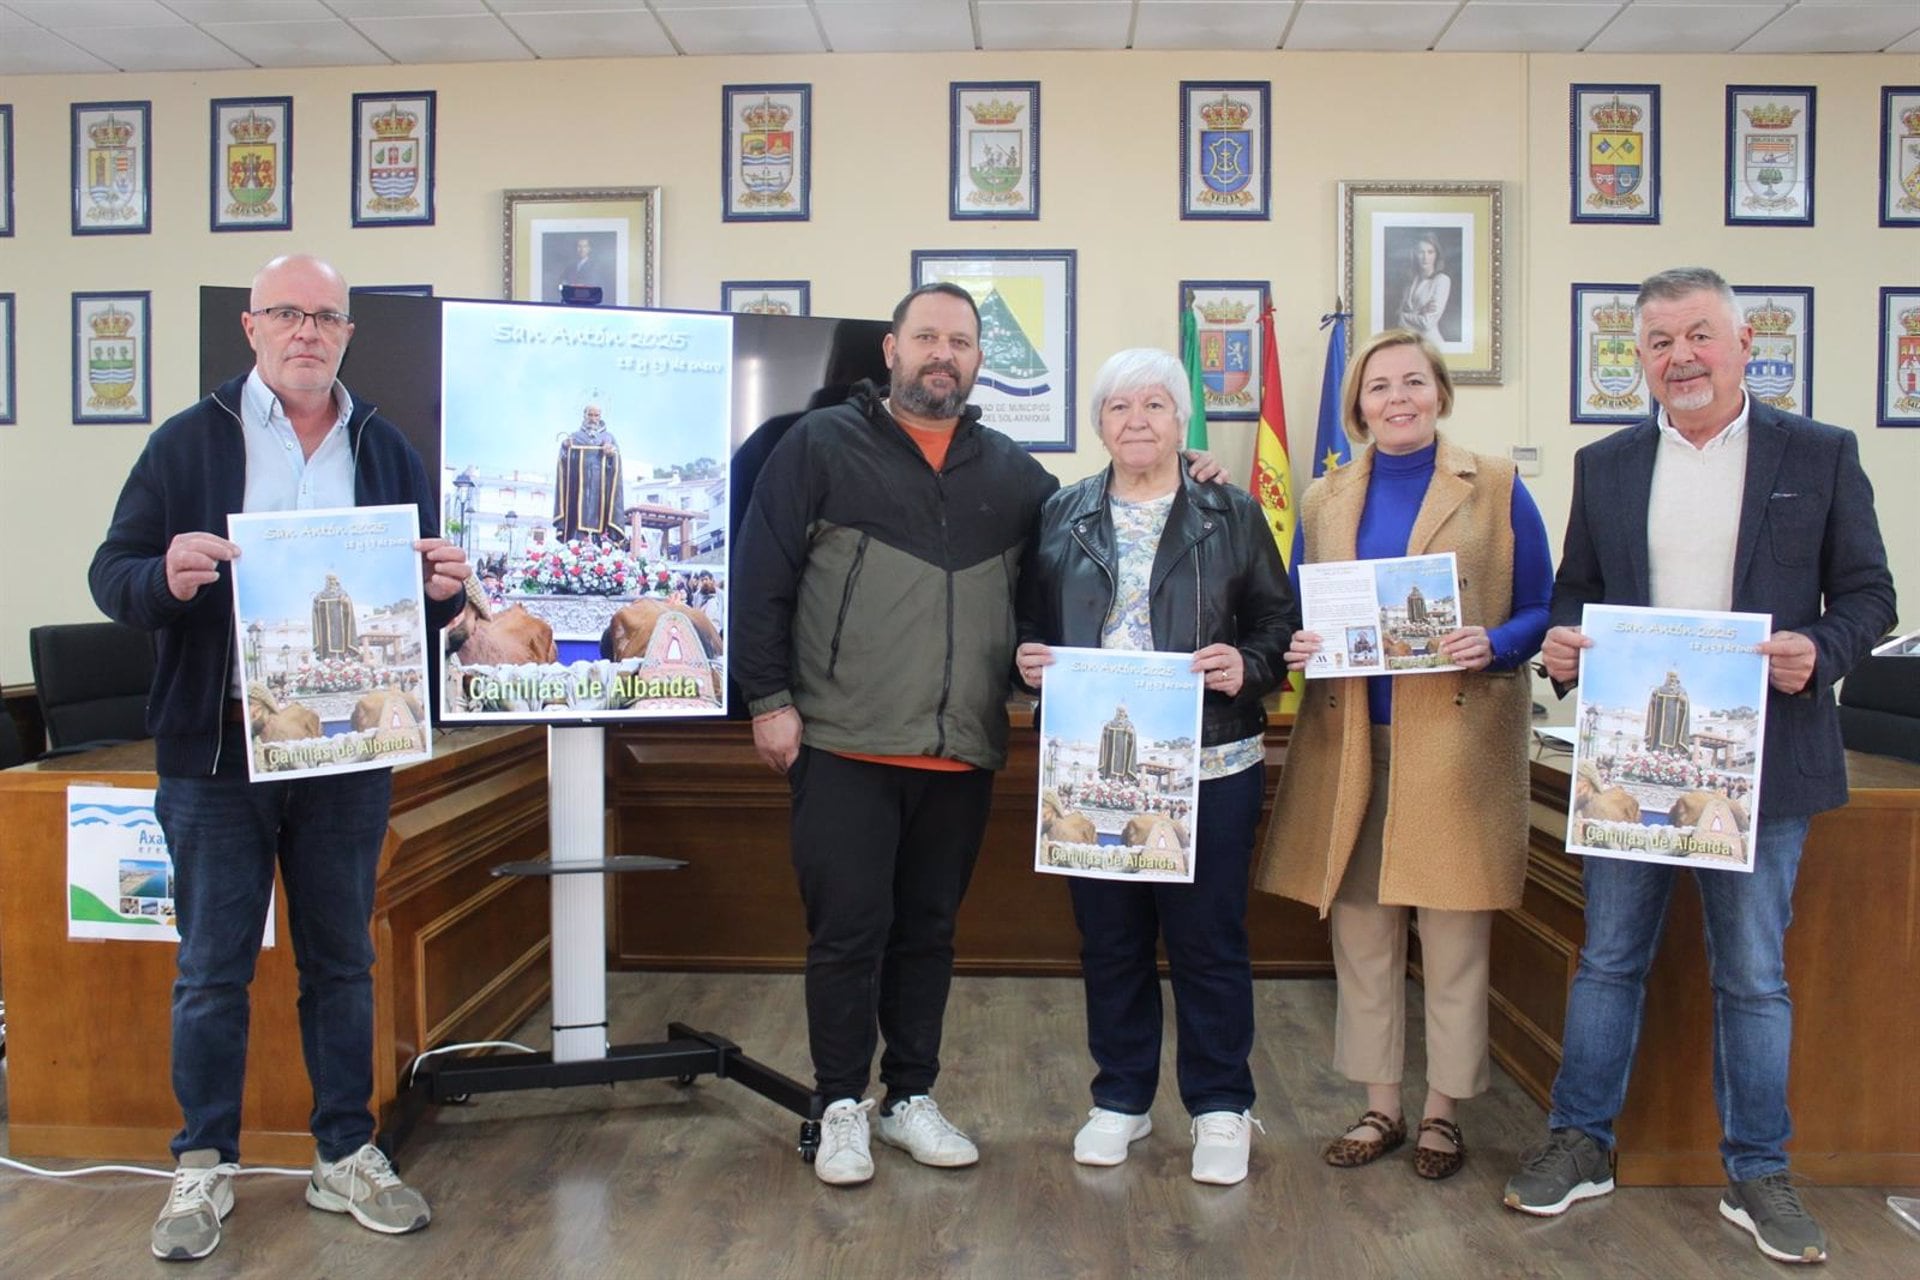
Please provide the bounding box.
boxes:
[405,1038,537,1087]
[0,1156,309,1180]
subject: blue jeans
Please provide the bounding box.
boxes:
[156,725,392,1164]
[1547,814,1812,1180]
[1068,762,1265,1118]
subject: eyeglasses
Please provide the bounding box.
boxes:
[250,306,352,334]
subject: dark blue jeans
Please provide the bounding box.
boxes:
[156,725,392,1164]
[1547,815,1812,1180]
[1068,762,1264,1118]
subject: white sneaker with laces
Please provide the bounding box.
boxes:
[1190,1110,1264,1186]
[815,1098,876,1186]
[306,1143,431,1234]
[876,1095,979,1167]
[1074,1107,1153,1166]
[150,1149,238,1261]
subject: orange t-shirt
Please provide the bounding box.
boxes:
[834,418,975,773]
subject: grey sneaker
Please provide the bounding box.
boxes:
[306,1143,431,1235]
[151,1149,237,1261]
[1503,1128,1616,1216]
[876,1095,979,1167]
[1721,1172,1829,1264]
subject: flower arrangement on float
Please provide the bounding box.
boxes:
[514,539,672,598]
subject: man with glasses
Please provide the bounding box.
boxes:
[90,254,469,1261]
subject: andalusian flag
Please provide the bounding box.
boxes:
[1179,299,1209,450]
[1250,305,1304,715]
[1314,308,1354,477]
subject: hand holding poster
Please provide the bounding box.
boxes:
[1297,551,1463,677]
[1565,604,1771,871]
[1035,648,1203,882]
[228,504,433,781]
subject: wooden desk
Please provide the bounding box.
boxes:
[0,728,552,1163]
[1490,748,1920,1186]
[609,709,1334,977]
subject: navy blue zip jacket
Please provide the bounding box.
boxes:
[89,372,458,776]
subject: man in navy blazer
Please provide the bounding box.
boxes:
[1502,268,1895,1266]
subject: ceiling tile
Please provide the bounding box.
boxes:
[976,1,1134,51]
[488,0,659,10]
[5,0,181,26]
[1585,3,1784,51]
[163,0,334,19]
[351,13,534,61]
[651,6,827,54]
[1436,2,1620,50]
[323,0,487,16]
[650,0,810,9]
[814,2,976,53]
[1885,26,1920,53]
[1132,1,1293,50]
[1285,0,1456,50]
[200,18,394,65]
[0,26,119,72]
[499,8,677,57]
[66,23,253,68]
[1738,5,1920,51]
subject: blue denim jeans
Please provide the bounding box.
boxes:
[155,725,392,1164]
[1547,814,1812,1180]
[1068,762,1265,1118]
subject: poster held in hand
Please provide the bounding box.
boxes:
[1298,552,1462,678]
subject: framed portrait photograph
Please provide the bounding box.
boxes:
[210,96,292,233]
[0,292,15,425]
[1882,87,1920,227]
[1878,287,1920,427]
[723,83,810,222]
[351,284,433,299]
[1177,280,1270,423]
[950,81,1039,220]
[72,291,151,425]
[1570,84,1660,224]
[1733,285,1813,419]
[721,281,810,316]
[503,187,660,308]
[1725,86,1812,227]
[1569,284,1648,426]
[1179,81,1268,220]
[351,90,435,227]
[910,248,1077,452]
[1341,181,1504,384]
[72,100,151,235]
[0,104,13,237]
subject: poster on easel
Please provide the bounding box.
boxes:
[438,301,733,722]
[67,785,274,945]
[1565,604,1770,872]
[1034,648,1203,883]
[228,504,432,781]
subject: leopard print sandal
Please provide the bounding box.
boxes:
[1322,1109,1408,1167]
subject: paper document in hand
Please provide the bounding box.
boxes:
[1565,603,1771,871]
[1298,551,1462,677]
[1034,647,1203,883]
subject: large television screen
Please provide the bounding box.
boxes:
[197,287,891,726]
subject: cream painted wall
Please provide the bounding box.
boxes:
[0,51,1912,687]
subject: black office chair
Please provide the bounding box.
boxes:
[1838,652,1920,764]
[27,621,157,756]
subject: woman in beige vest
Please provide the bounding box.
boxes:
[1254,329,1553,1179]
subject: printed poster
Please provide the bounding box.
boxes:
[67,785,274,945]
[1035,648,1203,883]
[228,504,432,781]
[1566,604,1771,872]
[1298,552,1463,678]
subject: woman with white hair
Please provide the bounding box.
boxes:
[1016,347,1298,1186]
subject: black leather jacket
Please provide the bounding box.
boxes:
[1018,467,1300,748]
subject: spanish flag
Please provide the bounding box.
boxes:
[1250,305,1303,714]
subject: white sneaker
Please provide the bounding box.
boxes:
[876,1095,979,1167]
[305,1143,431,1234]
[815,1098,876,1186]
[1074,1107,1153,1166]
[1190,1110,1263,1186]
[150,1149,238,1260]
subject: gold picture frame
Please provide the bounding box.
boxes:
[1341,181,1503,385]
[502,187,661,308]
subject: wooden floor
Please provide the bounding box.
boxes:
[1,974,1914,1279]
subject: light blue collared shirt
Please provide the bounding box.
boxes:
[240,368,356,515]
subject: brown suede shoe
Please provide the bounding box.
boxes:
[1323,1110,1407,1167]
[1413,1117,1466,1181]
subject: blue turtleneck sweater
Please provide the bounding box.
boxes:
[1354,441,1552,725]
